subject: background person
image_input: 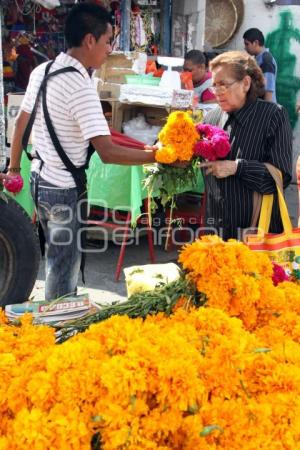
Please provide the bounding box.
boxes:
[8,3,157,301]
[200,51,292,240]
[243,28,277,103]
[183,49,216,104]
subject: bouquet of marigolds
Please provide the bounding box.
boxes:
[144,111,201,210]
[144,110,231,246]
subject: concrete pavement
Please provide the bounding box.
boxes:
[31,183,299,303]
[31,236,179,303]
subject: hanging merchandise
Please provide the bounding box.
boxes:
[110,1,121,50]
[129,3,160,53]
[137,0,158,5]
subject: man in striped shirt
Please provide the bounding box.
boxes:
[8,4,157,300]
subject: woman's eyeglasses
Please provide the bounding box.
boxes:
[211,80,239,94]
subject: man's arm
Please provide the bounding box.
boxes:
[264,91,274,102]
[7,110,31,175]
[91,135,156,165]
[261,53,276,102]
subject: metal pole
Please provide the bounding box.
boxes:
[120,0,131,52]
[0,6,6,171]
[162,0,172,55]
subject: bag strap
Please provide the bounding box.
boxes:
[22,61,82,158]
[256,163,293,235]
[297,156,300,228]
[250,191,263,228]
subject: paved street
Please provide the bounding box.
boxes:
[31,182,299,303]
[32,236,179,303]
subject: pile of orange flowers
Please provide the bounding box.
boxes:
[1,236,300,449]
[179,235,300,331]
[155,111,200,163]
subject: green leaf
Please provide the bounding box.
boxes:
[187,404,199,415]
[0,191,8,203]
[91,415,103,422]
[129,268,144,276]
[200,425,224,437]
[253,348,272,353]
[130,395,137,410]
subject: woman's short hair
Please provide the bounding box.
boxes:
[209,51,265,101]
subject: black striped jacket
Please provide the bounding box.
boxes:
[203,99,293,240]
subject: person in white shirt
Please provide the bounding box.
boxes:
[8,3,157,300]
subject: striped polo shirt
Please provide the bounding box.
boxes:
[21,52,110,188]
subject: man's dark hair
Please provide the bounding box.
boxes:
[243,28,265,46]
[65,3,112,48]
[184,50,206,66]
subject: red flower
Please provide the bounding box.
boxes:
[194,124,231,161]
[194,140,215,160]
[272,262,289,286]
[3,175,24,194]
[212,133,231,158]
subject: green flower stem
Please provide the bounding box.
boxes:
[54,278,201,343]
[165,196,175,251]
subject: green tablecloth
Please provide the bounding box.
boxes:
[87,152,204,224]
[5,151,35,218]
[12,149,205,224]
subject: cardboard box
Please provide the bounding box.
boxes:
[140,106,169,126]
[98,82,121,100]
[95,51,146,84]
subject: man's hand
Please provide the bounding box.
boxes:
[297,101,300,114]
[199,160,237,178]
[144,145,158,151]
[0,173,6,183]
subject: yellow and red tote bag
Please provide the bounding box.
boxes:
[247,166,300,273]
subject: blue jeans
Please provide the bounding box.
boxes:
[30,172,81,300]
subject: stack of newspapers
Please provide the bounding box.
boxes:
[5,294,95,325]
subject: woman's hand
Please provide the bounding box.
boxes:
[199,160,237,178]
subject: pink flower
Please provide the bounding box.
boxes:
[211,134,231,158]
[194,140,217,160]
[3,175,24,194]
[194,124,231,161]
[196,124,217,139]
[272,262,289,286]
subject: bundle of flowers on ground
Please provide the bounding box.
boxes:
[1,236,300,449]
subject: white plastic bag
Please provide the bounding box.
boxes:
[32,0,60,10]
[123,114,161,145]
[124,263,181,298]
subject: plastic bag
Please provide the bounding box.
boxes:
[123,114,161,145]
[32,0,60,10]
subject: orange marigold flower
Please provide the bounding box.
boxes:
[157,110,199,163]
[155,146,177,164]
